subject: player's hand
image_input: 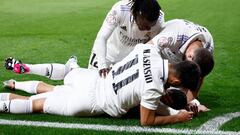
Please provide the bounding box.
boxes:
[99,68,110,78]
[177,110,194,122]
[185,103,198,117]
[198,104,210,112]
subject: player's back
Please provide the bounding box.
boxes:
[96,44,166,117]
[151,19,214,63]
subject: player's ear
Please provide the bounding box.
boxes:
[170,78,181,86]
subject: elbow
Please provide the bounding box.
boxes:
[140,119,154,126]
[140,122,150,126]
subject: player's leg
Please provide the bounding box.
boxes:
[3,80,54,94]
[43,84,104,116]
[4,56,79,80]
[32,98,45,112]
[0,93,29,101]
[1,89,98,116]
[0,97,45,114]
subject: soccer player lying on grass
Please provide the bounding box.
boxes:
[88,0,165,77]
[1,44,200,126]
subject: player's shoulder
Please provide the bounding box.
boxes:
[164,19,186,27]
[135,43,159,53]
[112,0,131,12]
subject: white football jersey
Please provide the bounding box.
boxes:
[96,43,169,117]
[93,0,165,69]
[151,19,214,63]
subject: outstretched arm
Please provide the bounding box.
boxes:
[140,105,193,126]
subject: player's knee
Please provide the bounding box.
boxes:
[49,64,65,80]
[32,98,45,113]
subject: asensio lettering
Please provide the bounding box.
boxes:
[143,49,153,83]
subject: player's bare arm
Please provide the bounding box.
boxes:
[140,105,193,126]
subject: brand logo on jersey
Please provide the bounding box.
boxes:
[120,26,127,31]
[119,31,148,46]
[143,49,153,83]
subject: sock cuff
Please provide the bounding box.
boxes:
[0,93,10,101]
[15,81,40,94]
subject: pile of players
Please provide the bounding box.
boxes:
[1,0,214,126]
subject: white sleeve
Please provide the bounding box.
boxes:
[156,102,180,116]
[94,3,120,70]
[141,89,163,110]
[190,99,201,106]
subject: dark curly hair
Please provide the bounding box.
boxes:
[130,0,161,22]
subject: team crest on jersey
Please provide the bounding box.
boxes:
[106,10,117,25]
[157,37,174,47]
[157,37,168,47]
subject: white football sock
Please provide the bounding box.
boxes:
[0,93,10,101]
[15,81,40,94]
[0,100,32,113]
[27,63,66,80]
[190,99,201,106]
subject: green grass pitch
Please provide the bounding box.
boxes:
[0,0,239,134]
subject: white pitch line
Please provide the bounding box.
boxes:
[0,118,239,135]
[198,112,240,131]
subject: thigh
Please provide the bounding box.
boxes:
[29,92,53,100]
[43,85,103,116]
[64,68,99,91]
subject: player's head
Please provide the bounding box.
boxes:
[184,40,214,77]
[192,48,214,77]
[185,40,202,61]
[130,0,161,31]
[169,60,201,91]
[160,88,187,110]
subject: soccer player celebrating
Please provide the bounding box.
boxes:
[147,19,214,114]
[88,0,165,77]
[5,0,165,79]
[1,44,200,126]
[4,19,214,115]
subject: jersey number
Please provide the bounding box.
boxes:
[111,55,139,94]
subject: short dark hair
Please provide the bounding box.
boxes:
[167,88,187,110]
[173,61,201,91]
[193,48,214,77]
[130,0,161,22]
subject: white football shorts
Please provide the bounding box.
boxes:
[42,68,104,116]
